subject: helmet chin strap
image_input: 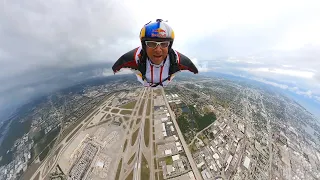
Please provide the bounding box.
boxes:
[148,57,166,68]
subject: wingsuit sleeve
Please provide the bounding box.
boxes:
[112,47,139,74]
[175,51,199,74]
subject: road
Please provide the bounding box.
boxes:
[161,88,203,180]
[188,121,216,146]
[260,97,274,180]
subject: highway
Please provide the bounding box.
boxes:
[260,97,274,180]
[161,88,203,180]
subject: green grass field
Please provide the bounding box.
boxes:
[165,156,173,165]
[131,128,139,146]
[139,99,145,115]
[130,120,134,128]
[127,153,136,165]
[111,108,120,113]
[146,99,151,115]
[144,118,150,147]
[141,154,150,180]
[121,101,137,109]
[123,139,128,152]
[125,169,134,180]
[120,110,132,115]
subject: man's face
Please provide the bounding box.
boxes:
[145,40,170,65]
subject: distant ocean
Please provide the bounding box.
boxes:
[281,90,320,120]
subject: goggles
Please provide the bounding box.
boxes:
[145,41,170,49]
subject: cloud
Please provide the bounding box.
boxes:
[282,65,294,68]
[98,68,133,77]
[315,73,320,82]
[245,68,315,79]
[295,90,313,98]
[0,0,138,78]
[1,0,320,114]
[251,78,289,90]
[191,58,209,72]
[0,0,141,111]
[245,77,319,102]
[240,77,319,110]
[0,63,127,113]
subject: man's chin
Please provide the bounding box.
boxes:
[151,57,164,65]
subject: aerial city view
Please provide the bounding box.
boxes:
[1,0,320,180]
[0,73,319,180]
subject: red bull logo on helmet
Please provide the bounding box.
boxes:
[151,28,167,38]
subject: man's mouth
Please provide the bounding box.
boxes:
[154,55,162,58]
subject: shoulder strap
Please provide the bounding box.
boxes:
[137,49,147,81]
[168,49,180,78]
[138,48,180,83]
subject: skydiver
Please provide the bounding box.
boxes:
[112,19,198,87]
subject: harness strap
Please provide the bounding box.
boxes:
[148,75,171,87]
[138,49,179,80]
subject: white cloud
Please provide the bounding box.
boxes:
[90,68,134,78]
[1,0,320,112]
[282,65,294,68]
[102,68,133,77]
[249,77,319,101]
[251,78,289,90]
[191,58,209,72]
[245,68,315,79]
[1,0,319,76]
[226,57,264,65]
[245,61,264,65]
[226,58,241,63]
[296,90,313,98]
[275,22,320,51]
[288,86,299,91]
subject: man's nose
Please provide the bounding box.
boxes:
[154,45,162,51]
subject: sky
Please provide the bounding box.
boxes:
[0,0,320,118]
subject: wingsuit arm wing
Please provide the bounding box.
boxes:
[112,48,139,74]
[176,51,199,74]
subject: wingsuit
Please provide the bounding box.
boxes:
[112,19,198,87]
